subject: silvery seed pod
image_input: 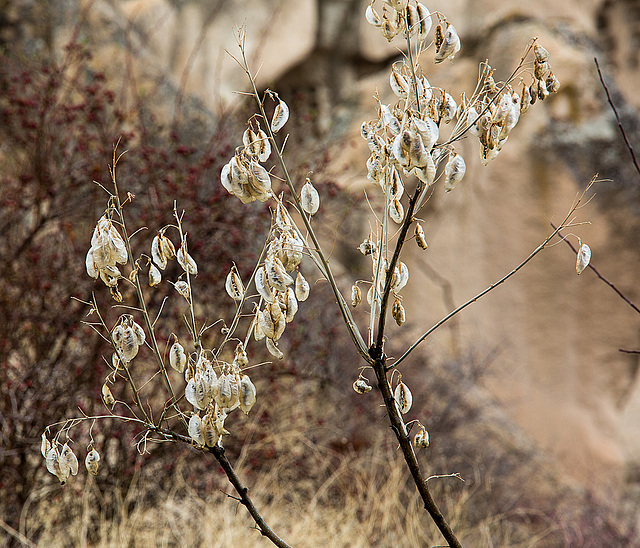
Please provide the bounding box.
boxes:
[253,313,266,341]
[149,264,161,286]
[265,337,284,360]
[381,12,399,41]
[394,381,413,414]
[217,372,240,410]
[203,363,218,400]
[493,92,511,124]
[85,448,100,475]
[295,271,310,301]
[151,234,167,270]
[255,266,275,304]
[41,433,51,459]
[534,60,548,81]
[444,152,466,192]
[284,286,298,323]
[353,378,372,394]
[185,378,198,408]
[413,117,438,151]
[99,268,119,288]
[170,342,187,373]
[434,23,460,63]
[414,425,430,448]
[537,77,549,100]
[416,3,432,39]
[194,373,212,409]
[239,375,257,414]
[119,327,139,363]
[177,244,198,276]
[257,308,275,339]
[102,383,115,407]
[365,3,381,26]
[534,43,550,63]
[358,237,377,256]
[159,233,176,260]
[415,223,428,249]
[520,83,532,113]
[46,446,68,484]
[60,443,79,476]
[301,178,320,215]
[201,414,219,447]
[188,413,205,445]
[225,266,244,301]
[247,161,272,200]
[390,67,409,99]
[366,284,376,306]
[214,404,229,436]
[351,284,362,307]
[265,257,294,292]
[576,241,591,275]
[392,298,406,326]
[392,261,409,292]
[380,104,401,135]
[271,305,286,341]
[441,93,457,124]
[387,0,408,11]
[86,247,99,279]
[271,97,289,133]
[412,153,436,186]
[132,321,146,346]
[174,280,190,299]
[389,196,405,224]
[405,4,419,37]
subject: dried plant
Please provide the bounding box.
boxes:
[42,2,598,546]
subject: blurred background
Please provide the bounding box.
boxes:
[2,0,640,546]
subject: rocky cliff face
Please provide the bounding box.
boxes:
[6,0,640,493]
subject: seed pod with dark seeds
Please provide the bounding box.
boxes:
[225,266,244,301]
[415,223,428,249]
[394,381,413,414]
[174,280,190,299]
[177,244,198,276]
[85,448,100,476]
[201,413,219,447]
[414,425,430,448]
[151,234,167,270]
[188,413,205,446]
[351,284,362,307]
[119,326,139,363]
[169,341,187,373]
[353,377,372,394]
[60,443,79,476]
[271,97,290,133]
[444,152,466,192]
[102,383,115,407]
[301,178,320,215]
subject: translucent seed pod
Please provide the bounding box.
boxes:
[174,280,190,299]
[255,266,275,304]
[415,223,428,249]
[534,60,548,81]
[414,425,430,448]
[169,341,187,373]
[85,247,99,279]
[120,326,139,363]
[390,66,409,99]
[358,237,377,256]
[239,375,257,414]
[225,266,245,301]
[265,337,284,360]
[394,381,413,414]
[546,72,561,93]
[217,372,240,410]
[265,257,294,292]
[149,264,162,287]
[301,178,320,215]
[112,352,122,370]
[257,308,275,340]
[413,117,439,152]
[60,443,79,476]
[41,432,52,459]
[392,298,406,326]
[389,196,405,224]
[391,261,409,292]
[295,271,310,302]
[351,284,362,307]
[353,377,372,394]
[159,233,176,261]
[85,448,100,476]
[444,152,466,192]
[520,83,532,114]
[201,414,219,447]
[271,97,290,133]
[416,3,432,40]
[132,321,146,347]
[284,286,298,323]
[185,377,198,408]
[434,22,461,63]
[102,383,115,407]
[365,3,381,26]
[188,413,205,446]
[534,43,550,63]
[151,234,167,270]
[405,4,419,37]
[576,241,591,275]
[177,244,198,276]
[46,446,68,484]
[440,93,457,124]
[112,324,125,347]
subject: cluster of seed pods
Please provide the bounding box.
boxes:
[42,433,100,483]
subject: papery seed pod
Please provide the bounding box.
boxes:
[177,244,198,276]
[255,266,275,304]
[366,284,376,306]
[85,448,100,475]
[444,152,466,192]
[257,309,275,340]
[412,153,436,186]
[389,196,405,224]
[392,261,409,292]
[271,97,290,133]
[225,266,244,301]
[201,414,219,447]
[537,78,549,100]
[534,60,548,81]
[174,280,190,299]
[41,432,51,459]
[170,341,187,373]
[546,71,560,93]
[99,268,119,287]
[217,372,240,409]
[253,313,266,341]
[151,234,167,270]
[380,104,401,135]
[435,22,460,63]
[233,343,249,369]
[390,67,409,99]
[120,327,139,362]
[576,241,591,274]
[414,425,430,448]
[415,223,428,249]
[46,447,68,484]
[413,117,439,152]
[159,233,176,261]
[132,321,146,346]
[529,81,538,106]
[392,298,406,326]
[405,4,419,36]
[239,375,257,414]
[247,160,272,201]
[265,337,284,360]
[351,284,362,307]
[416,3,432,39]
[265,257,294,292]
[60,443,79,476]
[194,373,212,409]
[365,3,381,26]
[520,83,532,113]
[102,383,115,407]
[493,92,511,124]
[284,286,298,323]
[394,381,413,414]
[112,352,121,370]
[534,43,550,63]
[295,271,310,301]
[440,93,457,124]
[203,363,218,397]
[358,237,377,256]
[301,178,320,215]
[149,264,161,287]
[85,247,99,279]
[381,10,399,41]
[353,378,372,394]
[185,377,198,408]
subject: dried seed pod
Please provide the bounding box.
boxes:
[301,178,320,215]
[413,117,439,152]
[271,97,290,133]
[415,223,428,249]
[534,43,550,63]
[392,298,406,326]
[537,77,549,100]
[174,280,190,299]
[389,196,405,224]
[295,271,310,301]
[546,71,560,93]
[41,432,51,459]
[149,264,161,287]
[284,286,298,323]
[119,326,139,363]
[353,377,372,394]
[444,152,466,192]
[416,3,432,39]
[239,375,257,414]
[102,383,115,407]
[177,244,198,276]
[534,60,548,81]
[132,321,146,346]
[257,309,275,339]
[351,284,362,307]
[60,443,79,476]
[435,22,461,63]
[225,266,245,301]
[520,83,532,113]
[391,261,409,292]
[390,66,409,98]
[188,413,205,445]
[365,3,381,26]
[576,241,591,275]
[394,381,413,414]
[255,266,275,303]
[358,237,377,256]
[151,234,167,270]
[85,448,100,475]
[380,104,401,135]
[46,446,68,484]
[85,247,99,279]
[217,372,240,410]
[414,425,430,448]
[265,257,294,292]
[265,337,284,360]
[201,414,219,447]
[440,93,457,124]
[169,341,187,373]
[185,377,198,408]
